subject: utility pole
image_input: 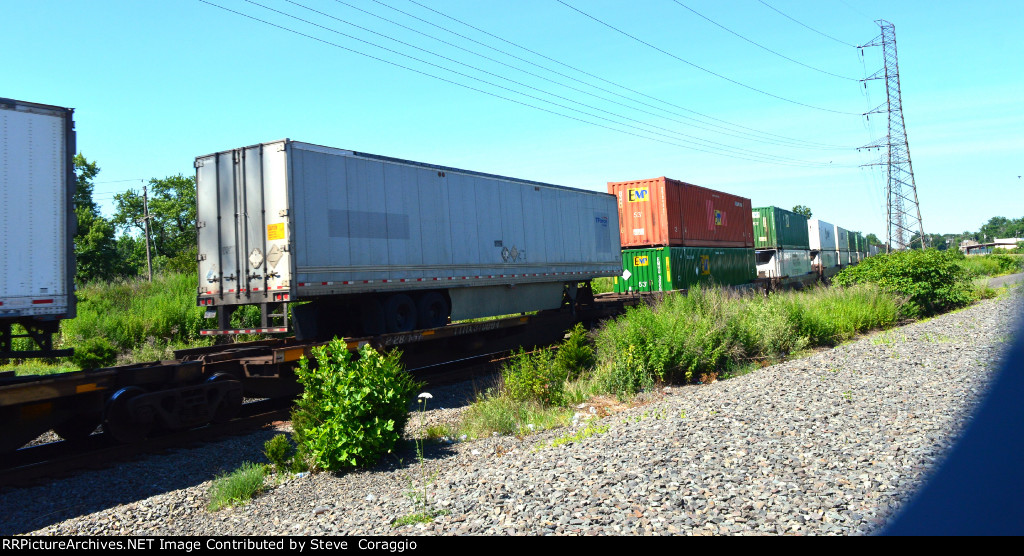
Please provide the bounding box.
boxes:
[857,20,926,252]
[142,184,153,282]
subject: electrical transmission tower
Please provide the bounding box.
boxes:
[858,20,926,251]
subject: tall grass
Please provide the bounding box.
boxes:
[593,284,900,389]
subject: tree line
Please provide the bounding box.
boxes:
[74,154,197,284]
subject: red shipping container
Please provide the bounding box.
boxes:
[608,177,754,248]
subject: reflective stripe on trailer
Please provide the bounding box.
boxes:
[201,327,289,335]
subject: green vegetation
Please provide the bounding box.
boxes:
[291,342,418,471]
[960,254,1024,277]
[263,434,300,474]
[207,462,268,512]
[833,249,974,318]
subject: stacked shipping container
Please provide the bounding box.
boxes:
[752,206,813,279]
[807,218,839,270]
[609,177,755,293]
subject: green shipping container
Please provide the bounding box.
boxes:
[614,246,756,293]
[752,206,810,249]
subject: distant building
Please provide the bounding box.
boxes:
[963,237,1022,255]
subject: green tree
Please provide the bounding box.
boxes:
[72,154,122,283]
[792,205,812,218]
[112,174,197,274]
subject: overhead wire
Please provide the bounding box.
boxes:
[197,0,844,168]
[756,0,860,48]
[279,0,823,163]
[668,0,859,81]
[553,0,862,116]
[398,0,853,149]
[332,0,846,152]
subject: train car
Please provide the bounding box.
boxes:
[195,140,622,339]
[608,177,753,249]
[613,246,755,293]
[0,98,76,359]
[808,218,841,280]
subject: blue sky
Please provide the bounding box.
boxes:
[4,0,1022,239]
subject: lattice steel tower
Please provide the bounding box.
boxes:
[858,20,926,251]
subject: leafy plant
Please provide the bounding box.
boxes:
[501,347,567,406]
[263,434,296,474]
[291,341,418,471]
[554,323,596,381]
[70,337,118,370]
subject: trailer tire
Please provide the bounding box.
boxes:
[416,292,449,329]
[383,294,417,333]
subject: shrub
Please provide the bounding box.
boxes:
[553,323,596,381]
[207,462,268,511]
[501,348,566,406]
[291,341,418,471]
[833,249,973,318]
[263,434,296,474]
[70,337,118,370]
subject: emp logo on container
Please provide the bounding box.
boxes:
[700,255,711,275]
[714,210,723,226]
[627,188,649,202]
[633,256,650,267]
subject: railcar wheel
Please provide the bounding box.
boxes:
[207,373,243,423]
[383,294,417,333]
[416,292,449,329]
[103,386,153,444]
[53,415,101,443]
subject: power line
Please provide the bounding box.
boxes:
[263,0,829,165]
[554,0,861,115]
[399,0,852,149]
[197,0,842,167]
[668,0,858,81]
[756,0,859,48]
[332,0,845,151]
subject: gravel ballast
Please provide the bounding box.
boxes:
[5,288,1021,536]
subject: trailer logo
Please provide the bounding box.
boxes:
[627,188,649,202]
[633,256,649,267]
[594,215,608,227]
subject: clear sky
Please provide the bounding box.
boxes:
[4,0,1022,240]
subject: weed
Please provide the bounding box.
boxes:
[537,422,610,450]
[207,462,268,511]
[263,434,295,474]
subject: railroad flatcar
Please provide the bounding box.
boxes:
[195,140,622,339]
[0,98,76,359]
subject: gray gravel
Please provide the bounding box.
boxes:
[6,287,1021,536]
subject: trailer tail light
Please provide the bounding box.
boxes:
[198,297,215,306]
[32,299,54,304]
[273,293,290,302]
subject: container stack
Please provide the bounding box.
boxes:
[836,225,851,266]
[807,218,839,276]
[752,206,813,279]
[608,177,755,292]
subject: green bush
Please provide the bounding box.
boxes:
[501,348,566,406]
[595,344,654,400]
[291,341,418,471]
[70,337,119,370]
[263,434,296,474]
[554,323,596,381]
[833,249,973,318]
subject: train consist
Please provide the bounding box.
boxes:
[611,178,872,294]
[0,114,877,450]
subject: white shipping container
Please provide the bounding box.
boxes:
[196,140,621,331]
[814,250,838,269]
[807,219,837,251]
[835,226,850,251]
[755,249,812,279]
[0,98,76,322]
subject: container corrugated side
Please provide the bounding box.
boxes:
[752,207,809,249]
[0,98,76,319]
[835,226,850,251]
[197,140,622,307]
[609,177,753,248]
[614,246,755,292]
[807,218,836,251]
[755,248,812,278]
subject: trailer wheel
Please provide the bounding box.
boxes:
[383,294,417,333]
[103,386,153,444]
[416,292,449,329]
